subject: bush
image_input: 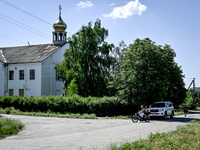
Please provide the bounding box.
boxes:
[0,118,24,139]
[185,89,200,109]
[0,96,137,117]
[66,78,78,96]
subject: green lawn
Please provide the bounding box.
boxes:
[110,121,200,150]
[0,107,97,119]
[0,107,184,119]
[0,118,24,139]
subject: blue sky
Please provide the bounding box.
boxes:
[0,0,199,88]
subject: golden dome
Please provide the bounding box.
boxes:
[53,15,67,31]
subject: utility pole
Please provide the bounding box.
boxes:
[188,78,195,90]
[187,78,195,102]
[193,78,195,103]
[188,78,195,101]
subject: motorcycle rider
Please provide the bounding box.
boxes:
[139,105,145,118]
[144,106,149,118]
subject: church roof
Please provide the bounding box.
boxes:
[0,44,61,64]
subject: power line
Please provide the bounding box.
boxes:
[0,15,51,39]
[0,13,50,38]
[0,34,26,45]
[0,0,52,26]
[0,0,74,35]
[0,0,74,43]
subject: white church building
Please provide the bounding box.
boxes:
[0,8,68,97]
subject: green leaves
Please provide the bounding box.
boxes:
[66,78,78,96]
[56,19,114,97]
[109,38,186,106]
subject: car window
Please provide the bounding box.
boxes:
[151,103,165,107]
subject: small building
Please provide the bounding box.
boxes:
[0,8,68,97]
[194,87,200,92]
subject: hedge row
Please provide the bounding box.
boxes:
[0,95,137,116]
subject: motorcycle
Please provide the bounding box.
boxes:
[132,112,150,123]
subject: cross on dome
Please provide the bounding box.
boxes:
[59,5,62,16]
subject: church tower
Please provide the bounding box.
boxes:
[52,5,67,45]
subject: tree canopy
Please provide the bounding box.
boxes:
[109,38,186,106]
[55,19,115,97]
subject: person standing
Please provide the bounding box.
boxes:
[183,105,188,117]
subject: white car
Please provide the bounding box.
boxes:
[149,101,174,119]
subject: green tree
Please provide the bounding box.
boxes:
[185,89,200,109]
[56,19,114,97]
[109,38,186,106]
[66,78,78,96]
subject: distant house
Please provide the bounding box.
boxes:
[194,87,200,92]
[0,9,68,97]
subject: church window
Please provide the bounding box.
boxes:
[9,89,14,96]
[19,89,24,97]
[30,70,35,80]
[64,33,66,41]
[9,70,14,80]
[19,70,24,80]
[56,70,61,81]
[55,33,58,41]
[59,33,63,41]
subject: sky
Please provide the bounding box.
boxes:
[0,0,200,88]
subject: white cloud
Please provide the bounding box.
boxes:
[110,3,114,6]
[77,1,93,8]
[103,0,147,19]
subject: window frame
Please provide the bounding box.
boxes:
[9,70,14,80]
[19,70,24,80]
[30,69,35,80]
[56,70,61,81]
[9,89,14,96]
[19,89,24,97]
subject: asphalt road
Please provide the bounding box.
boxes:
[0,112,200,150]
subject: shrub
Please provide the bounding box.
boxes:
[5,108,11,114]
[0,96,137,117]
[66,78,78,96]
[0,118,24,139]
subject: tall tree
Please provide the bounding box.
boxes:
[55,19,114,97]
[109,38,186,106]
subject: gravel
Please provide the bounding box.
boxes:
[0,113,199,150]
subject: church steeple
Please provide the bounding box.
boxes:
[52,5,67,45]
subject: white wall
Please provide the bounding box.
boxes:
[41,43,69,96]
[0,61,4,96]
[6,63,42,97]
[0,43,68,97]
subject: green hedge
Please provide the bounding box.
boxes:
[0,95,137,116]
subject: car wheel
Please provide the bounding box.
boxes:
[163,112,167,120]
[170,111,174,119]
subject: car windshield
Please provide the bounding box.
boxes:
[151,103,165,107]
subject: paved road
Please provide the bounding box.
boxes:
[0,112,200,150]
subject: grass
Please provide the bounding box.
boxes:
[0,107,184,120]
[174,111,184,116]
[0,107,97,119]
[0,118,24,139]
[110,121,200,150]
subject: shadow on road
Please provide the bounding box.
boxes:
[151,111,200,123]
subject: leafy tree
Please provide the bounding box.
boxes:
[112,40,128,72]
[56,19,114,97]
[109,38,186,106]
[185,89,200,109]
[66,78,78,96]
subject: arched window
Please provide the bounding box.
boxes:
[59,33,63,41]
[55,33,58,41]
[64,33,67,41]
